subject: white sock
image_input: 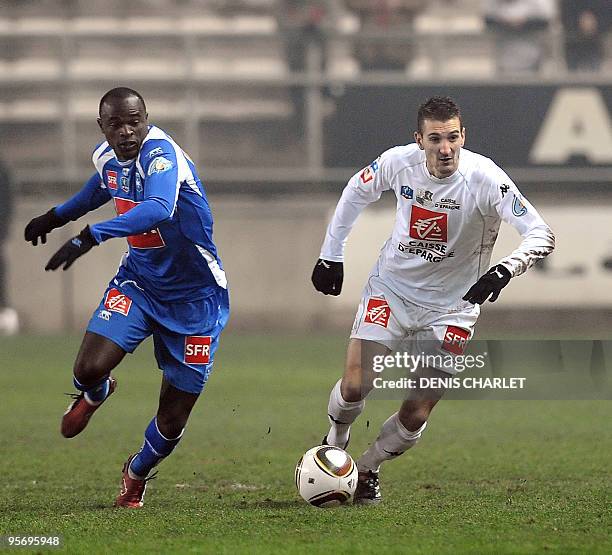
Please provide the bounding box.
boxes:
[357,413,427,472]
[326,380,365,447]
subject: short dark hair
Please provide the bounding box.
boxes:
[417,96,462,133]
[99,87,146,116]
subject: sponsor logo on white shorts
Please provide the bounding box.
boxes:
[442,326,470,355]
[364,297,391,328]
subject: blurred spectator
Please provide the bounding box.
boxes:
[276,0,332,131]
[484,0,557,73]
[561,0,611,72]
[0,160,19,335]
[345,0,424,72]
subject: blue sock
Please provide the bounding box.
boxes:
[73,376,110,404]
[129,417,183,479]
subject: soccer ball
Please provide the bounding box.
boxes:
[295,445,358,507]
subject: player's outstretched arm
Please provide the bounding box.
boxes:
[489,170,555,277]
[25,173,111,246]
[313,155,389,296]
[463,264,511,304]
[24,208,68,246]
[88,149,178,243]
[45,226,98,271]
[464,165,555,305]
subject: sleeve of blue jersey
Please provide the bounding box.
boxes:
[55,172,111,222]
[140,140,179,217]
[89,142,179,244]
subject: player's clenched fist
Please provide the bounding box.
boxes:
[463,264,512,304]
[24,208,67,246]
[311,258,344,296]
[45,226,98,271]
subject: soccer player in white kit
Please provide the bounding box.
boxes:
[311,96,555,504]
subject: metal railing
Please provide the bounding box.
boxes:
[1,20,611,193]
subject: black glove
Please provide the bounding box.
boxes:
[24,207,68,246]
[311,258,344,296]
[45,226,97,271]
[463,264,512,304]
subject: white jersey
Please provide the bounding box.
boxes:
[320,144,555,311]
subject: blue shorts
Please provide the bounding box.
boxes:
[87,284,230,394]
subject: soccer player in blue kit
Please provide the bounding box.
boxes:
[24,87,229,508]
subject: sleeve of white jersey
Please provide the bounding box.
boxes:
[486,165,555,277]
[320,155,390,262]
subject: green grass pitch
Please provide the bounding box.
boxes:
[0,334,610,554]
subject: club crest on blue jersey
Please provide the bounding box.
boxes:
[400,185,413,199]
[121,176,130,193]
[148,157,173,176]
[512,194,527,217]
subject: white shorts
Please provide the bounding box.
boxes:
[350,273,479,375]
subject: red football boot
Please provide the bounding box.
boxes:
[114,454,156,508]
[60,377,117,438]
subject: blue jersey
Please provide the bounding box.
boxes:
[55,125,227,307]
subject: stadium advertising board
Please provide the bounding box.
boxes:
[325,85,612,175]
